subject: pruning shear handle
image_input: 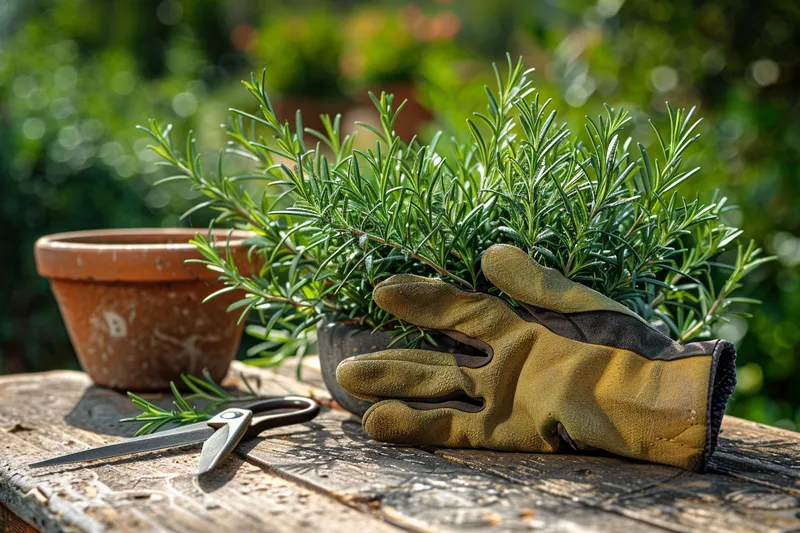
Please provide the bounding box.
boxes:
[241,396,320,439]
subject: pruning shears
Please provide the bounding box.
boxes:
[30,396,319,474]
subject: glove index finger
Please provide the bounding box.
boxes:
[336,349,468,403]
[482,244,642,320]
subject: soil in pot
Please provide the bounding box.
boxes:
[35,228,256,391]
[317,320,485,418]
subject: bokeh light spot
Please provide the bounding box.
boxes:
[715,316,749,344]
[80,119,104,141]
[114,154,138,178]
[597,0,624,19]
[13,76,36,99]
[565,85,588,107]
[172,92,198,117]
[50,98,76,119]
[157,0,183,26]
[231,24,257,52]
[650,66,678,92]
[737,363,764,395]
[22,117,46,140]
[54,66,78,91]
[750,58,780,86]
[772,231,800,267]
[111,71,135,95]
[58,125,82,149]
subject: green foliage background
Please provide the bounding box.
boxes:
[1,0,797,428]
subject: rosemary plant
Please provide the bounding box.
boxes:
[141,55,771,358]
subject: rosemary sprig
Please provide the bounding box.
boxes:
[121,370,259,436]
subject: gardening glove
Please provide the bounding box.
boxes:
[336,244,736,472]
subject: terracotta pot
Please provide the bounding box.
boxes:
[35,228,256,391]
[272,95,354,138]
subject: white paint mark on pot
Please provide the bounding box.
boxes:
[153,329,220,376]
[103,310,128,338]
[76,255,83,266]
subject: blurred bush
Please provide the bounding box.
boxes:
[0,0,238,372]
[0,0,797,428]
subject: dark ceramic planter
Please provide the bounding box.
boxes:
[317,321,471,418]
[316,321,392,417]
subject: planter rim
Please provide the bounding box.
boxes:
[35,228,255,283]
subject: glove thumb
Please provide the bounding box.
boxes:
[481,244,643,320]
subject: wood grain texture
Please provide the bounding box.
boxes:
[210,365,673,532]
[246,362,800,533]
[1,501,39,533]
[434,449,800,533]
[237,404,668,532]
[0,361,798,533]
[0,369,400,533]
[709,417,800,496]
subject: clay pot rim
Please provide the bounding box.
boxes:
[35,228,256,283]
[37,227,251,250]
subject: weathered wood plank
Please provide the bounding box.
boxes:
[3,362,799,533]
[232,364,678,532]
[237,407,669,533]
[435,448,800,533]
[268,360,800,533]
[1,366,669,533]
[237,362,800,533]
[709,417,800,496]
[1,501,39,533]
[0,370,402,533]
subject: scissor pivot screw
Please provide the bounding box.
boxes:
[220,411,243,419]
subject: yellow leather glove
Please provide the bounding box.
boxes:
[336,244,736,472]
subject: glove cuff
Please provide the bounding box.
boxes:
[701,339,737,471]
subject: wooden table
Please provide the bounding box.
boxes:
[1,360,799,533]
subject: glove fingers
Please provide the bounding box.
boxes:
[362,400,473,447]
[373,274,522,343]
[336,349,469,402]
[481,244,640,318]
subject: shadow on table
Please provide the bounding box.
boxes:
[198,454,250,493]
[63,385,173,437]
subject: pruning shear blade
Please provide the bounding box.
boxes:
[28,422,215,469]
